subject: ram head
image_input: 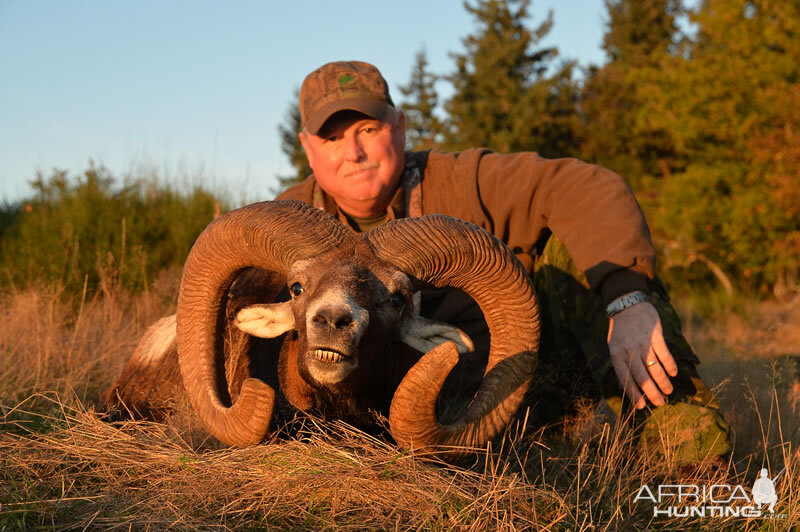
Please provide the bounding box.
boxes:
[104,200,540,454]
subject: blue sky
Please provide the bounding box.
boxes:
[0,1,608,203]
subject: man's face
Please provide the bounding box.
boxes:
[299,110,406,217]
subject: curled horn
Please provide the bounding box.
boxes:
[365,215,540,452]
[177,200,351,446]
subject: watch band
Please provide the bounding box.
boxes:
[605,290,648,318]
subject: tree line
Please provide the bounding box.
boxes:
[1,0,795,300]
[278,0,800,299]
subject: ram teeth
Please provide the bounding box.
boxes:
[314,349,343,363]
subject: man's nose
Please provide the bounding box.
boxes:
[343,135,365,162]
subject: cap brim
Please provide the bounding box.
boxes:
[304,98,391,135]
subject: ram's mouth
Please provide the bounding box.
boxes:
[305,347,357,385]
[311,348,349,364]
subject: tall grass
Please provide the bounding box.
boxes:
[681,299,800,481]
[1,279,798,529]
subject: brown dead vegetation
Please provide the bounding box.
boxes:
[1,282,799,530]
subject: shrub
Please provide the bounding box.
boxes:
[0,164,227,296]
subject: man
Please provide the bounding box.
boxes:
[277,60,730,463]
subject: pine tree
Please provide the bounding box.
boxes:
[602,0,683,64]
[443,0,580,157]
[580,0,685,189]
[398,48,443,151]
[273,90,312,195]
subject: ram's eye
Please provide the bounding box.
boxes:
[390,292,404,310]
[289,282,304,297]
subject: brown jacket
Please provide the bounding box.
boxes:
[276,148,655,306]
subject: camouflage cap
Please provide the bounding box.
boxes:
[300,61,395,135]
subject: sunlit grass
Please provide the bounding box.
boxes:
[1,282,798,529]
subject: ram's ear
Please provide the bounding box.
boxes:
[399,314,474,355]
[234,302,296,338]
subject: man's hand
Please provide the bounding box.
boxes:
[607,301,678,409]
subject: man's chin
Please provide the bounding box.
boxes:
[343,185,383,203]
[339,195,390,217]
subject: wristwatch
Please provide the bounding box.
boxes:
[605,290,648,318]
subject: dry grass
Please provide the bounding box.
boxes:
[682,300,800,468]
[1,283,799,530]
[0,273,176,403]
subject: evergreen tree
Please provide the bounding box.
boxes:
[273,89,312,195]
[602,0,683,63]
[398,48,443,151]
[443,0,580,157]
[580,0,685,189]
[642,0,800,294]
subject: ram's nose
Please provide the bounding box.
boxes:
[312,305,356,330]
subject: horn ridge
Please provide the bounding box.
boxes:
[177,200,351,446]
[366,214,540,453]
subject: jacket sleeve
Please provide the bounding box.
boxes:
[464,148,655,304]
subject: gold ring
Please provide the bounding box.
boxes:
[646,360,658,367]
